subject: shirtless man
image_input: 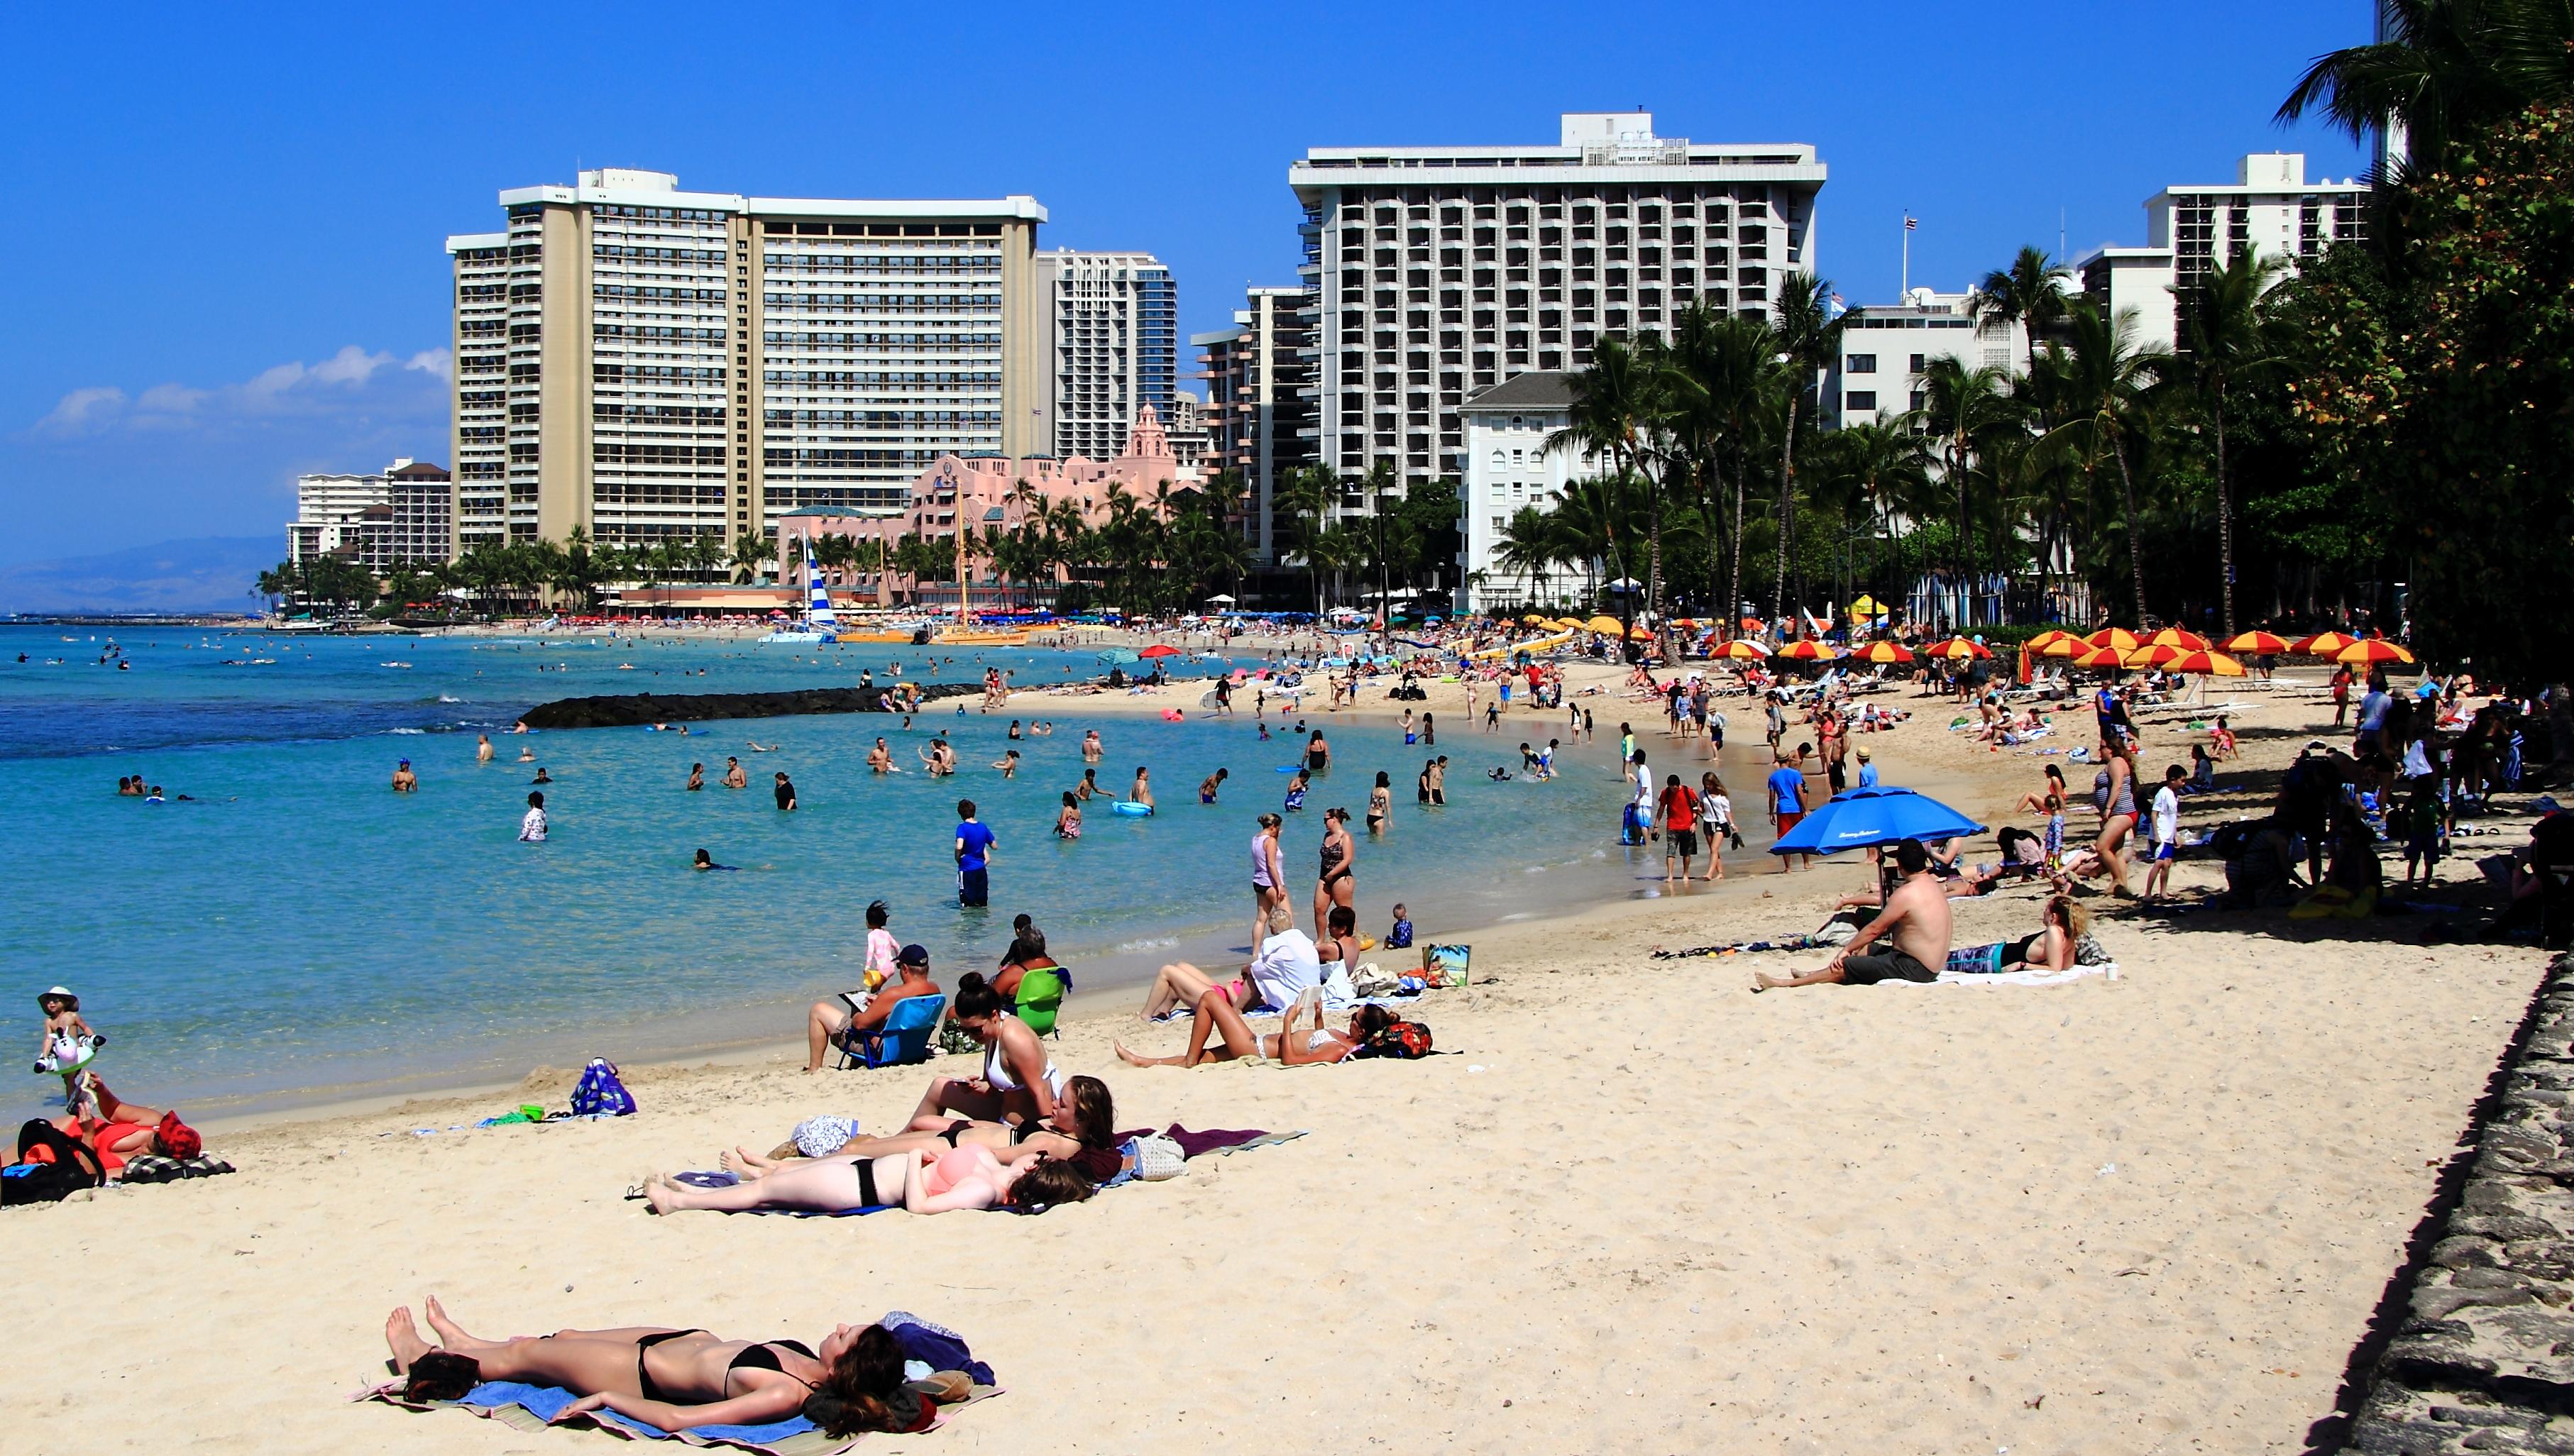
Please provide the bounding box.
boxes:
[867,738,898,773]
[1754,838,1954,990]
[722,756,749,789]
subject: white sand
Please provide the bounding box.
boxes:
[4,666,2552,1453]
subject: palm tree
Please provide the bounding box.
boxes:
[1974,246,2069,375]
[1815,418,1932,612]
[1492,504,1559,605]
[1547,334,1663,640]
[1917,359,2015,628]
[2173,243,2287,636]
[729,529,772,586]
[2055,299,2169,622]
[1277,464,1336,614]
[1767,270,1842,628]
[2277,0,2574,175]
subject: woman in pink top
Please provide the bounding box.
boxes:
[643,1140,1096,1215]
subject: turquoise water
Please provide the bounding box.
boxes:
[1,624,1657,1119]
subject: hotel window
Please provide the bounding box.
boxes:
[1844,391,1877,411]
[1844,353,1876,374]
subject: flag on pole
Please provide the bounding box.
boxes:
[1904,215,1917,230]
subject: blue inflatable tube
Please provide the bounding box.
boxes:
[1111,800,1155,817]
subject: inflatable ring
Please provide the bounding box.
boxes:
[1111,800,1155,817]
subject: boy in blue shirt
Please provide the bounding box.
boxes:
[1766,756,1810,873]
[1385,903,1414,949]
[953,798,996,906]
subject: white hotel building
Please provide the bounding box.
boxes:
[2075,152,2367,353]
[446,169,1047,553]
[1288,111,1826,512]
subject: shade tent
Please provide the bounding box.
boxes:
[1771,785,1989,858]
[1204,594,1236,605]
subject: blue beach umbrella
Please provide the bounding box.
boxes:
[1770,784,1986,857]
[1095,648,1140,665]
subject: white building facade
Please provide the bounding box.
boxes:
[2074,152,2367,353]
[1289,111,1825,509]
[1456,372,1583,612]
[1825,289,2026,426]
[445,169,1047,553]
[287,458,452,570]
[1036,248,1177,462]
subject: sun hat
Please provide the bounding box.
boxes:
[38,986,77,1011]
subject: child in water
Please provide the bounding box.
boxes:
[1283,771,1309,812]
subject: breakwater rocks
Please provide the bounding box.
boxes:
[521,681,982,729]
[2342,952,2574,1453]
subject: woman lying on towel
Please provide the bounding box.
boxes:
[1942,895,2101,975]
[642,1141,1096,1217]
[1112,991,1395,1069]
[382,1296,935,1435]
[731,1075,1124,1186]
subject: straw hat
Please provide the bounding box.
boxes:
[38,985,77,1011]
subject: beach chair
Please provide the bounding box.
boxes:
[833,993,947,1071]
[1013,967,1067,1038]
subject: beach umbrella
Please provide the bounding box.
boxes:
[1585,614,1627,635]
[2038,633,2088,657]
[1848,593,1888,622]
[2166,649,2246,677]
[2337,639,2416,667]
[1772,785,1988,858]
[2223,630,2291,656]
[2085,627,2143,652]
[2292,631,2360,657]
[2072,644,2129,669]
[1521,613,1549,625]
[2025,629,2075,654]
[1774,639,1841,661]
[1137,644,1182,659]
[2147,627,2211,651]
[1926,636,1991,659]
[2123,642,2189,668]
[1714,639,1768,661]
[1094,648,1140,665]
[1204,594,1236,605]
[1850,640,1915,664]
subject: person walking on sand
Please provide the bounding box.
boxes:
[1656,773,1701,886]
[1248,812,1287,947]
[1767,753,1810,872]
[1698,772,1733,881]
[1755,838,1954,989]
[1312,806,1356,942]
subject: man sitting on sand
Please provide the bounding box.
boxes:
[1754,838,1953,990]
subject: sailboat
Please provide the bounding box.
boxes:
[933,522,1028,646]
[759,543,838,644]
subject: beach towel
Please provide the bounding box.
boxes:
[357,1374,999,1454]
[656,1169,895,1218]
[1914,961,2117,988]
[1112,1124,1306,1159]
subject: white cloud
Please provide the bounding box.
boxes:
[30,346,451,437]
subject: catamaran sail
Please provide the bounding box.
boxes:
[804,544,838,632]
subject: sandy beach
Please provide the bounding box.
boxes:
[5,661,2555,1453]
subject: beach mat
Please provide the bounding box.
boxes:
[358,1376,999,1452]
[666,1169,893,1217]
[1920,961,2117,988]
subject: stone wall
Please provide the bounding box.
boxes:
[2343,952,2574,1453]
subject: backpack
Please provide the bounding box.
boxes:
[1357,1020,1434,1060]
[569,1059,637,1117]
[5,1119,104,1206]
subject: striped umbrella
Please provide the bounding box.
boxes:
[2337,639,2416,667]
[2147,627,2211,651]
[1927,636,1993,660]
[2086,627,2143,652]
[2167,649,2247,677]
[1850,640,1915,664]
[2223,630,2291,656]
[1714,639,1768,661]
[2025,629,2077,654]
[2038,632,2089,657]
[1774,639,1842,661]
[2123,642,2190,668]
[2073,644,2130,669]
[2292,631,2360,657]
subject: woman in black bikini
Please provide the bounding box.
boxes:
[380,1296,923,1435]
[727,1075,1123,1186]
[1312,805,1356,942]
[1304,729,1331,774]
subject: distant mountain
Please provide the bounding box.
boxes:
[0,536,280,614]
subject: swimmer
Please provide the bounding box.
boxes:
[391,759,418,793]
[692,848,738,871]
[1008,719,1023,740]
[686,762,705,791]
[517,746,535,763]
[475,734,494,763]
[1076,768,1100,801]
[867,738,898,774]
[1131,766,1155,810]
[530,767,551,785]
[723,756,748,789]
[749,741,779,752]
[1082,729,1104,763]
[994,750,1021,778]
[1199,768,1228,805]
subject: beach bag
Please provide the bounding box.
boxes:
[1357,1020,1434,1060]
[1945,943,2007,976]
[1132,1133,1187,1181]
[1347,961,1398,999]
[569,1059,637,1118]
[5,1119,103,1205]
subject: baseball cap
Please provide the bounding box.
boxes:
[897,943,930,966]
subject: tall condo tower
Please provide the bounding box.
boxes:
[1036,249,1177,460]
[445,168,1046,552]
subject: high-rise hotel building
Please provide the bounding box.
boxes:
[445,168,1046,552]
[1036,249,1177,460]
[1287,111,1825,505]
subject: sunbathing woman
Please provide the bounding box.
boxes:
[2013,764,2069,817]
[735,1075,1123,1184]
[907,973,1064,1130]
[645,1141,1095,1218]
[1114,993,1395,1069]
[380,1296,926,1436]
[1944,895,2095,975]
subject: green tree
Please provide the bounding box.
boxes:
[2173,243,2287,634]
[1974,246,2070,375]
[1767,270,1843,624]
[729,529,773,586]
[2278,0,2574,174]
[2056,299,2169,622]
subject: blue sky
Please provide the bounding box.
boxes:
[0,2,2372,570]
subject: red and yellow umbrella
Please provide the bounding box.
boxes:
[2147,627,2210,651]
[1774,639,1842,661]
[2123,642,2189,668]
[1927,636,1993,660]
[2223,631,2291,656]
[2086,627,2143,653]
[2167,649,2247,677]
[2292,631,2360,658]
[2038,633,2089,658]
[2337,639,2416,667]
[1714,639,1768,661]
[2072,644,2130,669]
[2025,629,2077,654]
[1849,640,1915,664]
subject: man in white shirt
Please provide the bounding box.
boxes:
[519,790,549,843]
[2142,764,2183,900]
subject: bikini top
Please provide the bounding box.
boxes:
[730,1340,818,1381]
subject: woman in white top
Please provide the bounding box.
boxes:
[1696,772,1732,883]
[906,973,1065,1132]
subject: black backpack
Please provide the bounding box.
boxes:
[4,1119,104,1206]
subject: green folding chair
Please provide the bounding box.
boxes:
[1013,966,1066,1038]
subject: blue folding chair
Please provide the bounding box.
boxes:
[833,993,947,1071]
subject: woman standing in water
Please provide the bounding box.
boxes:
[1248,812,1286,948]
[1367,771,1392,836]
[1312,806,1356,942]
[1304,729,1331,776]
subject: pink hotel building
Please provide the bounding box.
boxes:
[776,403,1192,607]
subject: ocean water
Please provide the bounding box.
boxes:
[1,624,1671,1119]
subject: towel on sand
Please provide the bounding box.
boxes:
[668,1169,891,1217]
[1125,1124,1306,1159]
[1910,961,2117,988]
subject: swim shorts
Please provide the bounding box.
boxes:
[1839,950,1937,985]
[958,867,990,906]
[1666,829,1698,858]
[2152,839,2175,862]
[1775,810,1804,836]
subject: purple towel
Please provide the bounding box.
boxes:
[1158,1124,1272,1159]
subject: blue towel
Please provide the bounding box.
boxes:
[459,1379,815,1443]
